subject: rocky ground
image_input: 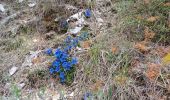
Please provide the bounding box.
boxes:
[0,0,170,100]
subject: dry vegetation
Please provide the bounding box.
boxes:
[0,0,170,100]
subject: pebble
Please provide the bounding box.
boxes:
[9,66,18,76]
[18,0,24,3]
[28,2,36,7]
[18,82,25,89]
[0,4,5,12]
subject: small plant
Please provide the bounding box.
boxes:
[48,48,78,84]
[45,33,89,85]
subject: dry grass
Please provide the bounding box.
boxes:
[0,0,170,100]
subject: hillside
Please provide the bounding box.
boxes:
[0,0,170,100]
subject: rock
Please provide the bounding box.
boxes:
[96,18,104,27]
[22,50,41,67]
[45,31,55,40]
[67,11,85,34]
[69,27,83,34]
[17,82,25,89]
[52,93,60,100]
[9,66,18,76]
[5,83,11,89]
[11,25,20,35]
[18,0,24,3]
[28,2,36,7]
[69,92,74,97]
[0,4,5,12]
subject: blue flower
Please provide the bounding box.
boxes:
[62,52,69,58]
[45,48,53,55]
[84,9,91,18]
[72,38,79,47]
[60,57,67,63]
[64,45,72,52]
[55,49,62,58]
[49,67,54,74]
[59,53,68,62]
[64,36,72,43]
[84,92,92,100]
[71,57,78,65]
[62,62,70,70]
[55,66,60,72]
[59,72,65,81]
[52,60,60,67]
[61,78,65,83]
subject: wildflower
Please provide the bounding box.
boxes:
[62,52,69,59]
[59,53,68,62]
[55,66,60,72]
[45,48,53,55]
[84,9,91,18]
[64,45,72,52]
[72,38,79,47]
[64,36,72,43]
[60,78,65,83]
[52,60,60,67]
[49,67,54,74]
[59,72,65,82]
[55,49,62,58]
[71,57,78,65]
[62,62,71,70]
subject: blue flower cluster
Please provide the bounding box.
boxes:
[45,9,91,84]
[64,32,89,49]
[48,48,78,82]
[45,33,90,83]
[84,9,92,18]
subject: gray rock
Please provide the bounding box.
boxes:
[0,4,5,12]
[9,66,18,76]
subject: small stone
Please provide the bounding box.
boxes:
[76,47,83,51]
[18,82,25,89]
[45,31,55,40]
[96,18,104,23]
[0,4,5,12]
[69,92,74,97]
[28,2,36,7]
[9,66,18,76]
[5,83,11,89]
[18,0,24,3]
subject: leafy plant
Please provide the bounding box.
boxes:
[45,32,89,85]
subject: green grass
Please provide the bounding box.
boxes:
[116,0,170,44]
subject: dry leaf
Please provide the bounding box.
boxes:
[134,42,148,52]
[146,16,159,22]
[155,46,167,57]
[82,41,91,49]
[163,2,170,6]
[162,53,170,65]
[115,75,128,85]
[143,0,150,4]
[111,47,117,54]
[32,57,41,64]
[146,63,161,80]
[136,15,144,20]
[90,80,103,92]
[144,27,156,41]
[154,46,170,57]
